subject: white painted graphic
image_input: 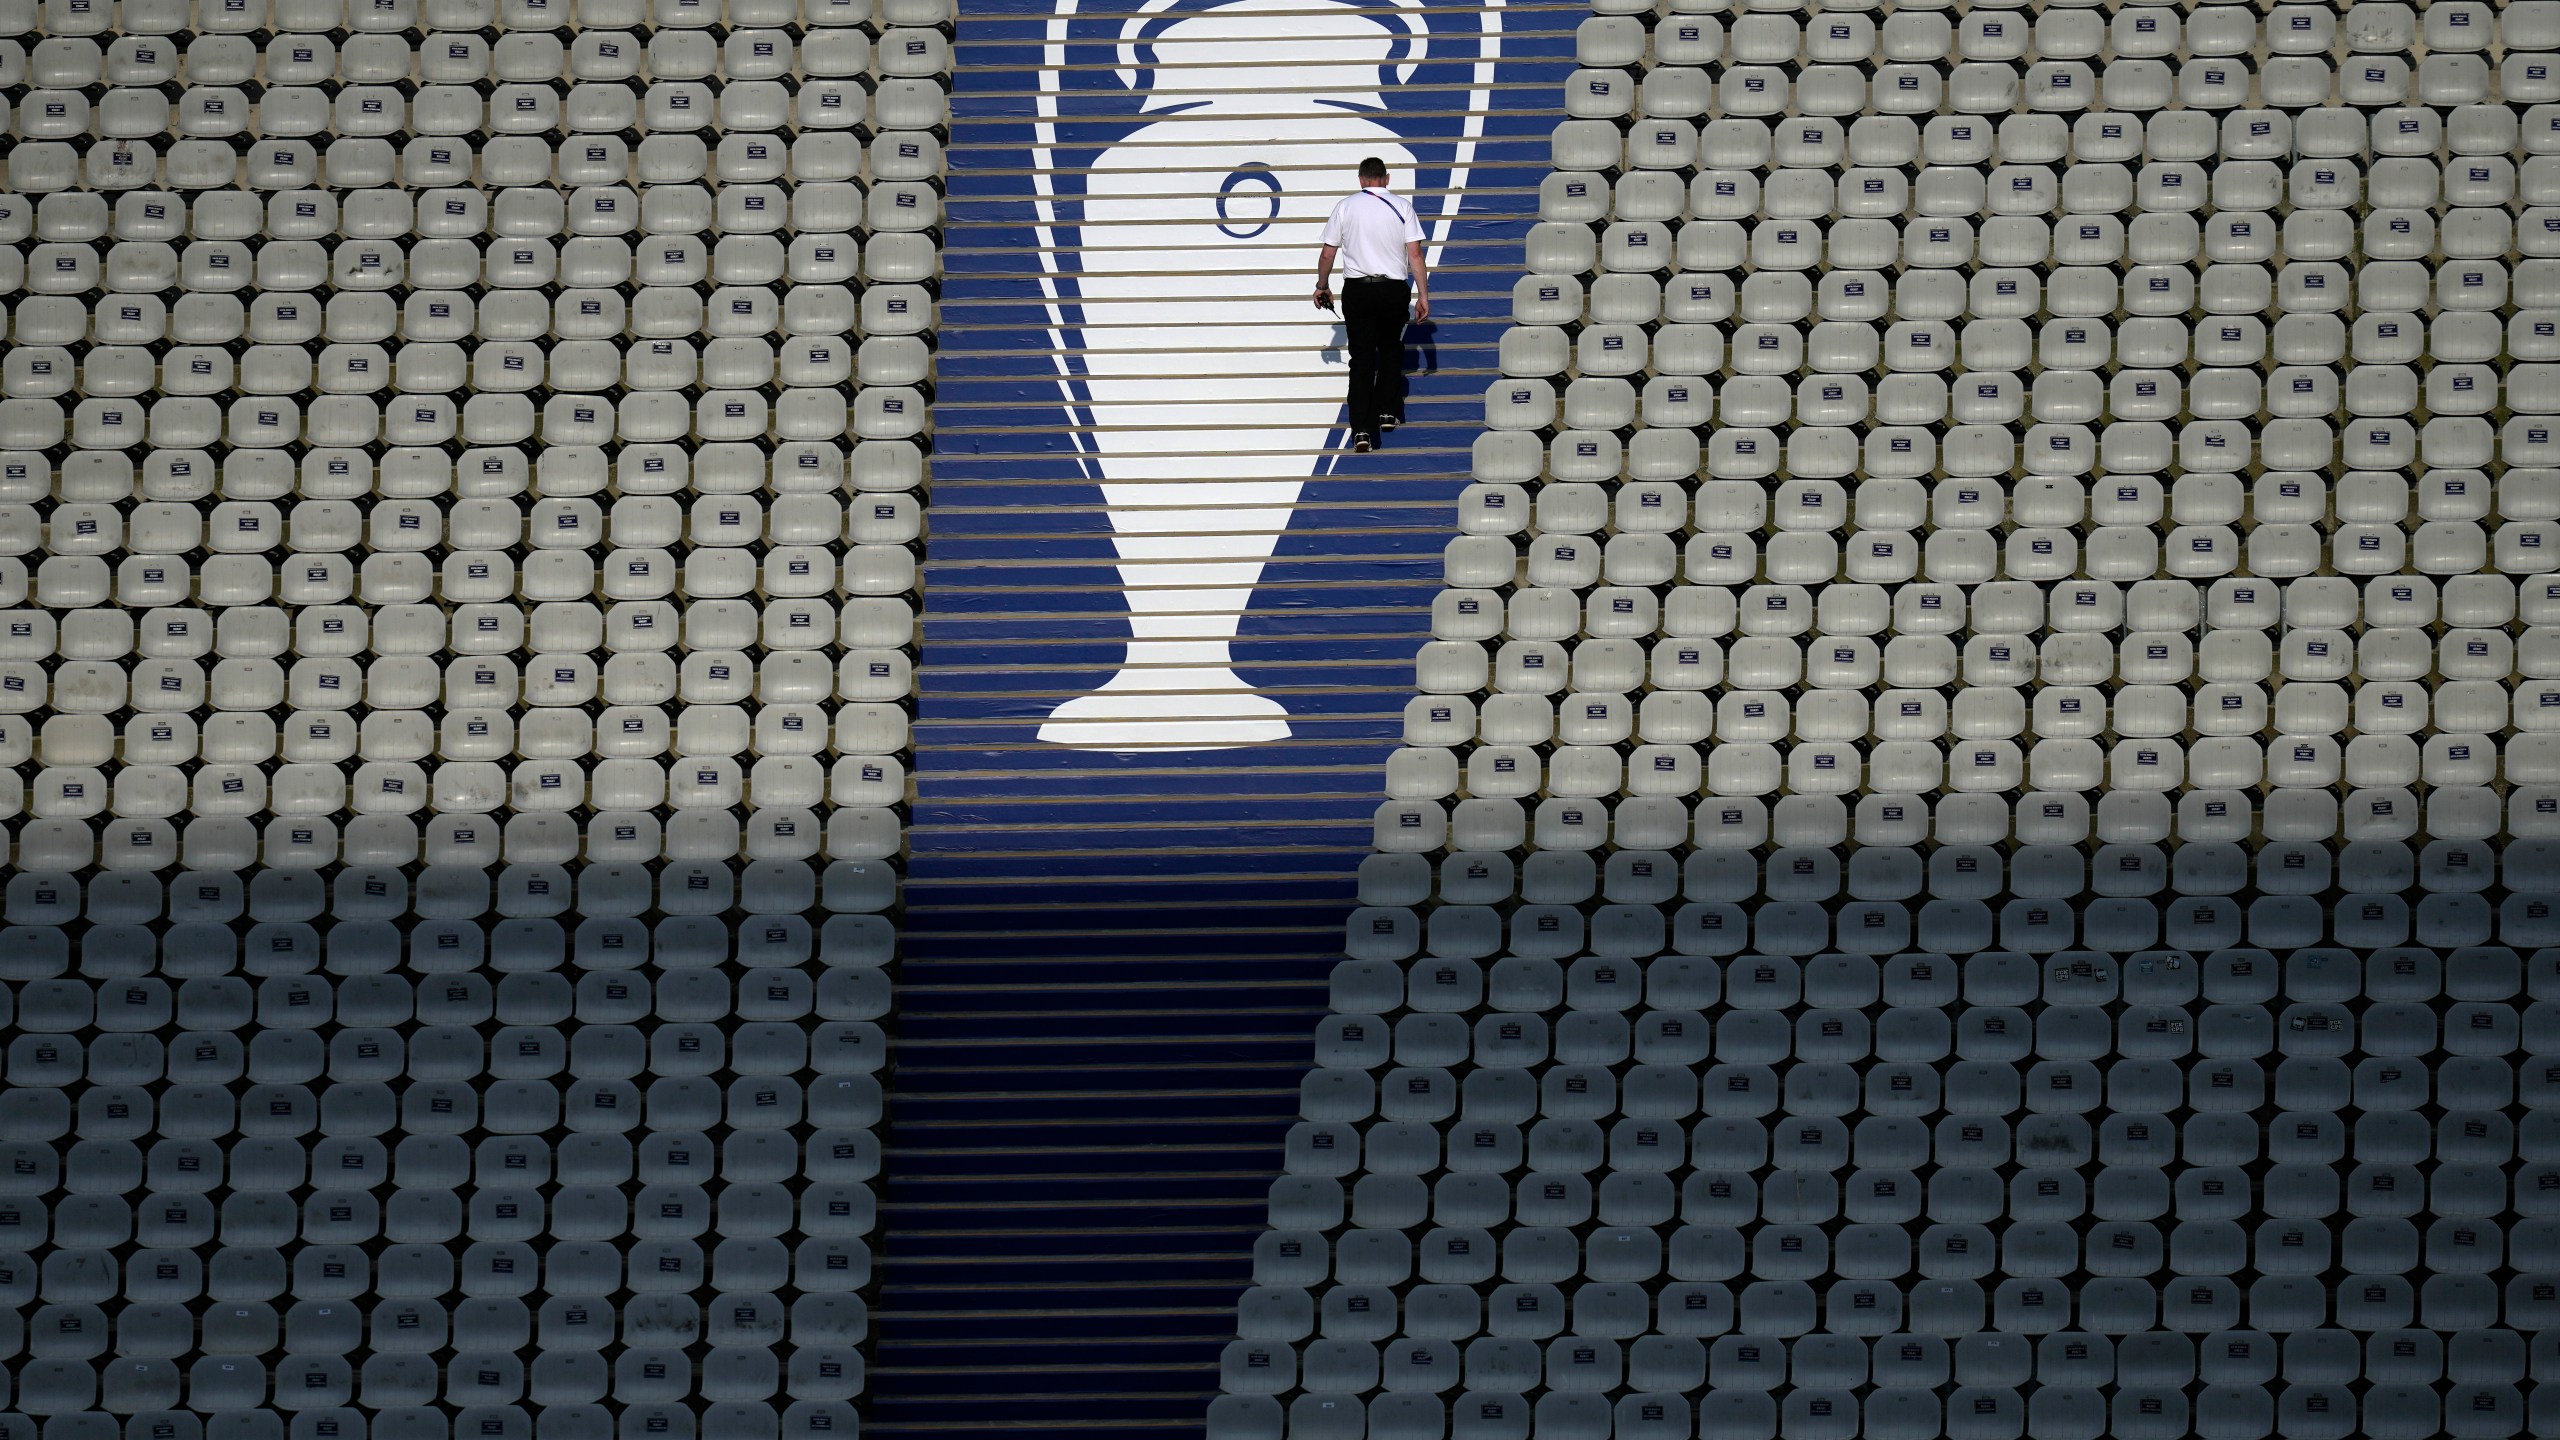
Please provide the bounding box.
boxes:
[1034,0,1500,750]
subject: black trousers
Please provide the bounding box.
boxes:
[1341,276,1411,438]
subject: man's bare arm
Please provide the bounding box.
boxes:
[1405,240,1429,322]
[1313,243,1338,311]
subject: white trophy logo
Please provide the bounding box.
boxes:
[1033,0,1502,751]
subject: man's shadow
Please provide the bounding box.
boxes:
[1316,321,1441,377]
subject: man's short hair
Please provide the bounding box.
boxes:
[1358,157,1389,182]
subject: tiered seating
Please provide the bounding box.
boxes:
[1221,1,2560,1437]
[0,0,946,1435]
[0,0,939,873]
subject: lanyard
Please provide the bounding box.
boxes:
[1364,190,1407,225]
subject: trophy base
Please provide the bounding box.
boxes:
[1038,673,1292,751]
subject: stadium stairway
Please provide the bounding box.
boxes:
[870,3,1579,1434]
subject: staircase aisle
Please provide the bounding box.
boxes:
[868,3,1579,1434]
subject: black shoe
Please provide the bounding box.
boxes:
[1380,416,1400,433]
[1352,433,1374,453]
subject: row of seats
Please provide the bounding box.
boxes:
[1221,1308,2558,1380]
[0,1096,871,1146]
[0,546,922,596]
[1317,945,2560,1014]
[1364,843,2541,905]
[1407,625,2560,698]
[1443,586,2539,640]
[3,83,954,141]
[0,933,898,986]
[1398,693,2560,758]
[5,349,932,406]
[0,972,886,1025]
[0,857,897,922]
[1358,785,2541,845]
[1265,1121,2541,1182]
[0,130,952,193]
[0,1411,858,1440]
[0,641,917,693]
[1305,1006,2560,1067]
[1482,401,2539,465]
[1379,733,2560,788]
[1348,939,2549,993]
[1388,728,2560,777]
[1454,530,2529,586]
[1534,316,2525,380]
[1578,3,2531,66]
[1413,712,2549,763]
[1229,1274,2557,1342]
[0,31,955,87]
[1500,321,2541,384]
[0,708,912,760]
[1519,217,2537,279]
[0,957,895,1011]
[1556,61,2518,120]
[1,180,941,239]
[1460,459,2541,524]
[0,0,952,30]
[1444,530,2546,580]
[1564,103,2543,168]
[0,1097,882,1164]
[0,808,902,868]
[1266,1145,2560,1218]
[0,760,904,821]
[0,1037,888,1090]
[0,1352,866,1413]
[7,1291,863,1351]
[0,599,917,655]
[1483,390,2547,457]
[0,645,921,705]
[1,127,952,191]
[50,338,894,398]
[1425,586,2539,648]
[0,207,942,263]
[1556,111,2539,170]
[0,403,935,457]
[1335,900,2557,962]
[1213,1388,2535,1440]
[0,187,942,240]
[0,388,934,447]
[1292,1058,2560,1121]
[0,495,922,547]
[12,440,923,489]
[0,980,885,1033]
[1506,306,2523,376]
[0,1044,888,1092]
[3,19,939,74]
[1554,173,2543,228]
[0,277,941,344]
[0,1145,881,1208]
[1531,204,2546,274]
[0,709,911,766]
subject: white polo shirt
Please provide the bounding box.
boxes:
[1321,186,1424,281]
